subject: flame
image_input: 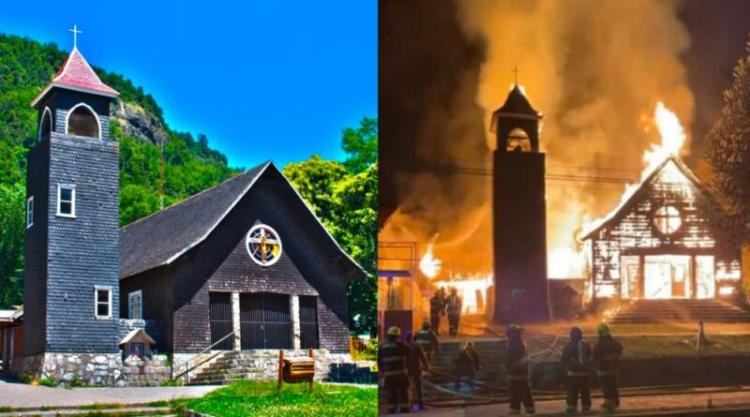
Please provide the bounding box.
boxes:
[559,102,687,278]
[419,241,442,279]
[643,101,686,176]
[435,273,493,314]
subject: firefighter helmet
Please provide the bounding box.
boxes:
[387,326,401,336]
[597,323,610,336]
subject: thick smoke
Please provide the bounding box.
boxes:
[380,0,696,277]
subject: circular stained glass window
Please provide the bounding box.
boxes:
[246,224,283,266]
[653,206,681,235]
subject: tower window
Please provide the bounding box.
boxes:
[26,196,34,228]
[66,103,100,138]
[95,286,112,319]
[57,184,76,218]
[506,128,532,152]
[39,108,52,142]
[129,290,143,320]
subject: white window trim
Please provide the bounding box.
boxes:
[56,183,76,218]
[65,102,101,139]
[38,107,52,142]
[128,290,143,320]
[94,285,113,320]
[26,196,34,229]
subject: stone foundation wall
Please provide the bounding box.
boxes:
[240,349,353,381]
[11,353,123,386]
[10,353,172,387]
[122,354,171,386]
[176,349,363,382]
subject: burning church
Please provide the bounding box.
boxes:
[582,104,742,304]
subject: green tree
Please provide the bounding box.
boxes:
[706,38,750,246]
[284,122,378,335]
[0,183,25,307]
[342,117,378,174]
[333,165,378,334]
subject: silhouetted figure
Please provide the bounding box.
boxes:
[429,292,444,335]
[593,323,623,412]
[561,326,592,413]
[446,288,462,337]
[405,331,430,411]
[454,342,480,393]
[505,324,534,415]
[415,320,440,361]
[378,326,413,414]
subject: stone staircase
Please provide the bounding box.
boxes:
[422,338,506,399]
[609,299,750,324]
[188,351,264,385]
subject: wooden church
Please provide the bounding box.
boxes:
[8,36,364,385]
[582,156,741,302]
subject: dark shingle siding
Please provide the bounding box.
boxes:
[23,141,50,356]
[45,134,120,353]
[169,171,352,353]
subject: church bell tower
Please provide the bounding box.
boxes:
[491,84,551,324]
[23,29,121,366]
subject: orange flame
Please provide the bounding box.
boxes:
[419,241,442,279]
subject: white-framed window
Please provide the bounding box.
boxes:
[57,184,76,218]
[26,196,34,228]
[129,290,143,320]
[94,286,112,319]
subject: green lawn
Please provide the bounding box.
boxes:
[179,381,377,417]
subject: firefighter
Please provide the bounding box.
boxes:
[454,341,481,393]
[429,291,444,335]
[405,331,430,411]
[505,324,535,415]
[415,320,440,361]
[593,323,623,412]
[561,326,592,413]
[378,326,413,414]
[446,288,462,337]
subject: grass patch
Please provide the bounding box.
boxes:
[182,380,377,417]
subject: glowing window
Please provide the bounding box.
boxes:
[653,206,681,235]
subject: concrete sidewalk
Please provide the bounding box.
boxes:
[382,388,750,417]
[0,379,218,408]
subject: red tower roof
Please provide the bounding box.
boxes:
[31,47,119,107]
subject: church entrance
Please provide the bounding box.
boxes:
[240,293,292,349]
[209,292,233,350]
[643,255,691,299]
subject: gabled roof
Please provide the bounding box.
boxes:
[120,328,156,345]
[494,85,541,117]
[31,47,119,107]
[582,155,710,240]
[119,161,365,279]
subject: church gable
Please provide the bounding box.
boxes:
[584,156,714,247]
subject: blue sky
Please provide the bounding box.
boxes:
[0,1,377,168]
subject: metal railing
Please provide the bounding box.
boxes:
[173,330,236,384]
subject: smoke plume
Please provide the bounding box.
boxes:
[380,0,695,277]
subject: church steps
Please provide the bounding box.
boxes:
[609,299,750,324]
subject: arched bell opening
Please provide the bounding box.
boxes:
[66,103,101,138]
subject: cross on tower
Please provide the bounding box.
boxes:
[512,66,519,85]
[69,25,83,49]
